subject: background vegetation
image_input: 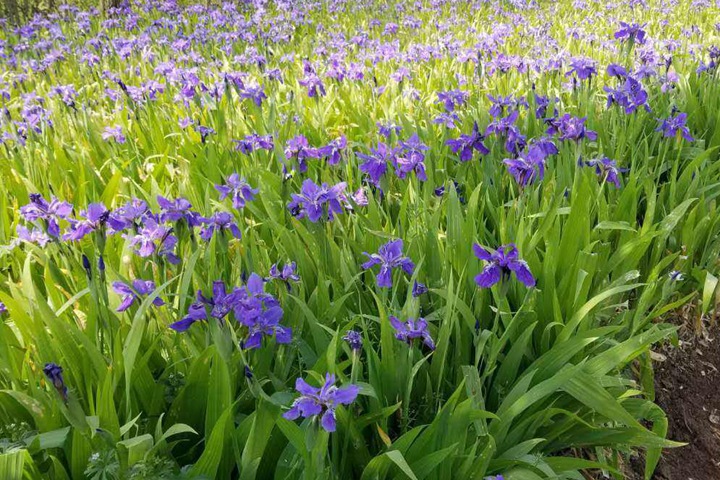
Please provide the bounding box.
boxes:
[0,0,719,479]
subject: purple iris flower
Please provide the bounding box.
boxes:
[317,136,347,165]
[399,133,429,161]
[394,152,427,181]
[546,114,598,142]
[485,110,526,154]
[233,274,274,320]
[20,193,73,237]
[241,85,266,107]
[473,243,535,288]
[566,57,597,81]
[283,373,359,432]
[614,22,647,45]
[157,196,197,224]
[352,187,369,207]
[484,110,517,138]
[0,301,6,315]
[288,179,347,222]
[63,203,109,241]
[126,217,172,257]
[503,143,552,188]
[446,122,489,162]
[656,112,694,142]
[112,279,165,312]
[202,281,242,320]
[343,330,363,351]
[269,261,300,291]
[389,316,435,350]
[377,122,401,138]
[357,142,396,185]
[394,134,429,181]
[299,65,326,98]
[157,234,180,264]
[200,212,242,240]
[233,134,274,154]
[697,46,719,74]
[236,280,287,346]
[531,137,559,157]
[434,180,465,203]
[43,362,67,401]
[285,135,321,173]
[243,305,291,349]
[16,225,51,247]
[102,125,126,143]
[215,174,258,209]
[432,112,460,129]
[169,303,207,332]
[384,22,399,35]
[195,125,215,143]
[51,84,77,108]
[361,239,415,288]
[233,137,255,155]
[487,94,527,118]
[583,157,628,188]
[265,68,283,83]
[391,67,411,83]
[412,280,428,297]
[436,90,469,112]
[107,199,149,233]
[607,64,628,78]
[604,76,650,114]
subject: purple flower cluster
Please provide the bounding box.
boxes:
[299,61,326,98]
[614,22,647,45]
[233,134,274,154]
[19,193,72,238]
[503,138,558,188]
[546,114,598,143]
[288,179,348,222]
[656,112,694,142]
[170,274,291,350]
[485,111,526,154]
[436,90,469,112]
[356,136,428,185]
[604,75,650,114]
[285,135,349,173]
[102,125,126,143]
[16,188,253,263]
[446,122,489,161]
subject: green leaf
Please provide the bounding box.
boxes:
[702,271,718,315]
[361,450,419,480]
[189,404,235,478]
[117,434,154,468]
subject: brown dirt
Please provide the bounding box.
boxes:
[651,332,720,480]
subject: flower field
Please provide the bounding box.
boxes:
[1,0,719,478]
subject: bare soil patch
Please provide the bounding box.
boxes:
[651,331,720,480]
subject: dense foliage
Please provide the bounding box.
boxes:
[1,0,719,478]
